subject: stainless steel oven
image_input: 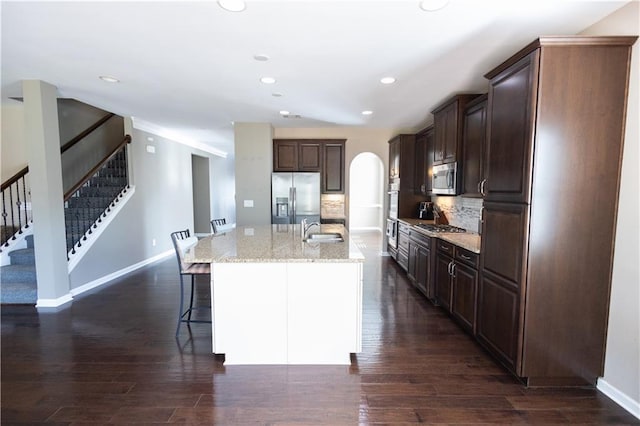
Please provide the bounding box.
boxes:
[386,218,397,249]
[388,190,398,219]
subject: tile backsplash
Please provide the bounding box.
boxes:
[321,194,346,218]
[432,195,483,233]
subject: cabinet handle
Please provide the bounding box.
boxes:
[450,263,456,278]
[480,179,487,196]
[479,206,484,224]
[460,254,471,260]
[447,261,453,275]
[441,245,451,252]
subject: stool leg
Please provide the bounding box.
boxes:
[176,274,185,337]
[188,274,195,321]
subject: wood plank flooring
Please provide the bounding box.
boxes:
[2,231,637,424]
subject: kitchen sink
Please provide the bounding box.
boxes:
[304,232,344,243]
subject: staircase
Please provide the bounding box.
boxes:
[1,235,36,304]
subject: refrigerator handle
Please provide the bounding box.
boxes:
[291,187,296,224]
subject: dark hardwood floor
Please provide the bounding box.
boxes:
[2,231,637,425]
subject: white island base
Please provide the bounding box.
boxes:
[211,262,363,365]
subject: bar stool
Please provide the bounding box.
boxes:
[210,218,227,234]
[170,229,211,336]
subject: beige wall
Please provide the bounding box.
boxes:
[1,100,26,181]
[581,1,640,414]
[234,123,273,226]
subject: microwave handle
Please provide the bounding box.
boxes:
[447,169,454,188]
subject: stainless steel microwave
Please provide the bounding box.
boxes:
[432,163,457,195]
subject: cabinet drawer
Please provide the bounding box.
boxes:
[455,247,479,268]
[398,222,411,234]
[398,230,410,252]
[409,229,431,248]
[436,240,455,256]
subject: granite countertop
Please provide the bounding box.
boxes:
[184,224,364,263]
[398,217,482,254]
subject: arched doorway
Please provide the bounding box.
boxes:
[348,152,384,231]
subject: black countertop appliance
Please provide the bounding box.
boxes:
[418,201,435,220]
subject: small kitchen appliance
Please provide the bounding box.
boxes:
[418,201,435,220]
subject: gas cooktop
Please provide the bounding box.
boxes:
[415,223,467,233]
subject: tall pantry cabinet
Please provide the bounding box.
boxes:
[477,36,637,386]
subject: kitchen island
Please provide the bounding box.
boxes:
[184,224,364,365]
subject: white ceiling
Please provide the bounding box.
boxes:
[1,0,630,155]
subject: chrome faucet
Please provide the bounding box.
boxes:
[301,218,320,238]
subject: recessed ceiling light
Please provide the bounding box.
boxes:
[272,92,283,97]
[362,110,373,116]
[254,54,270,62]
[218,0,246,12]
[279,110,290,115]
[99,75,119,83]
[380,77,396,85]
[260,77,276,84]
[419,0,449,12]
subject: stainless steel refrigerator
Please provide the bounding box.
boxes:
[271,172,320,225]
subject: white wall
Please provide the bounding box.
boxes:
[581,2,640,416]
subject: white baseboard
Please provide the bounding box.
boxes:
[70,249,173,298]
[597,377,640,419]
[36,292,73,308]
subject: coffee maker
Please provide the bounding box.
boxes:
[418,202,434,220]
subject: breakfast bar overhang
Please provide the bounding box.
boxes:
[184,224,365,365]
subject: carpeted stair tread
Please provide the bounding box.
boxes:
[1,264,37,283]
[0,282,37,304]
[8,248,35,265]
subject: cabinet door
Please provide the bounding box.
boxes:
[414,126,434,195]
[485,50,539,203]
[442,102,459,164]
[414,131,427,195]
[461,95,488,197]
[414,245,431,297]
[322,141,345,193]
[407,242,417,282]
[451,262,478,334]
[433,109,447,164]
[273,140,298,171]
[476,273,520,373]
[480,201,529,287]
[389,138,400,179]
[434,252,452,311]
[299,142,321,171]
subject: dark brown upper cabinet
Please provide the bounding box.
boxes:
[414,125,434,195]
[432,94,480,165]
[460,94,488,197]
[322,140,345,193]
[273,139,345,193]
[273,139,321,172]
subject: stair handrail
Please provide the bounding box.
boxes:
[64,134,131,201]
[60,112,116,154]
[1,166,29,192]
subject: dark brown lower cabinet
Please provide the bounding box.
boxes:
[434,248,453,311]
[407,230,433,299]
[396,222,410,271]
[476,272,520,373]
[451,259,478,334]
